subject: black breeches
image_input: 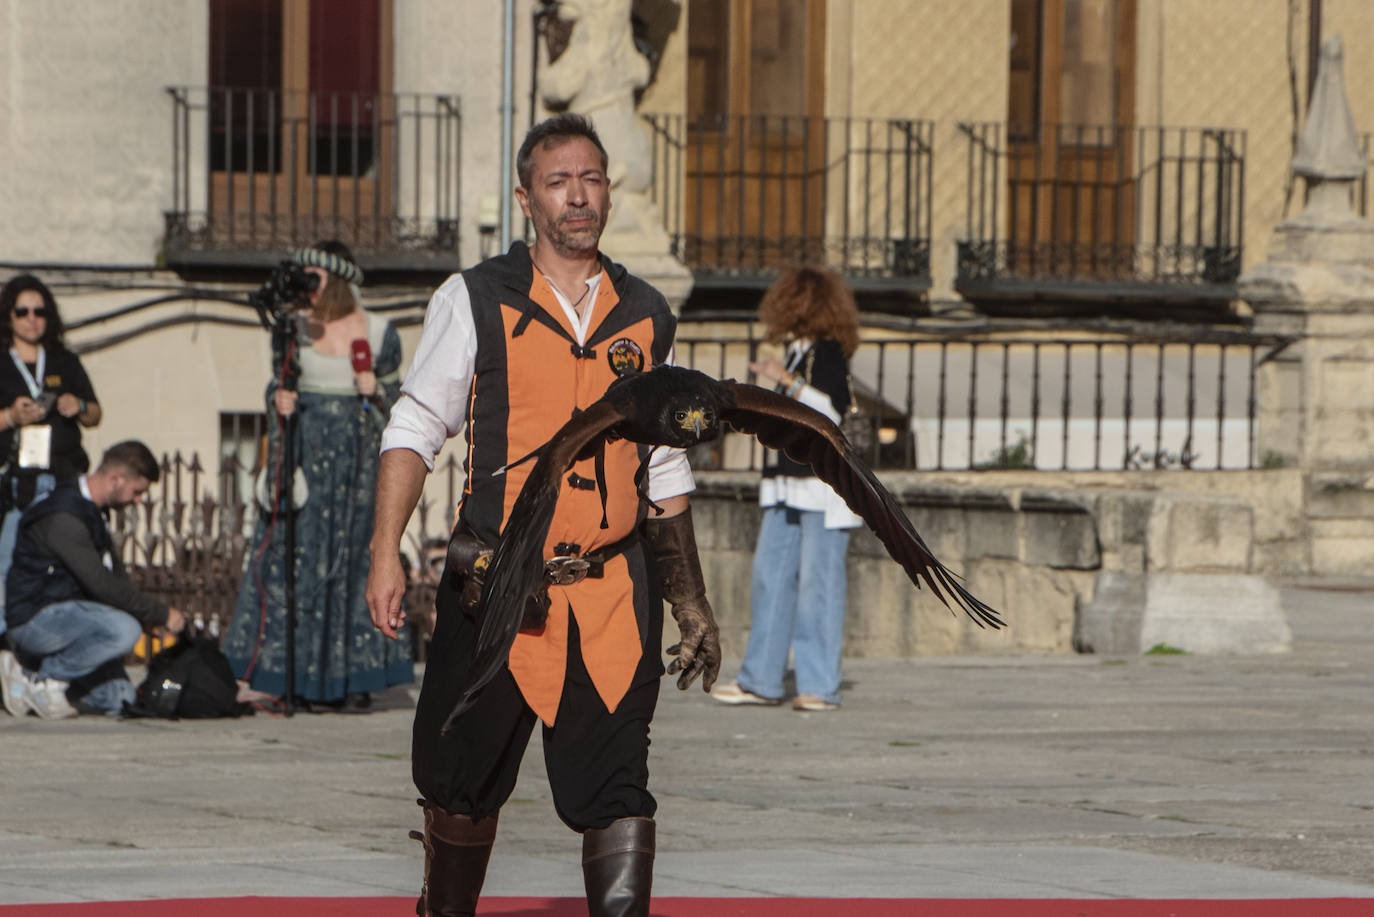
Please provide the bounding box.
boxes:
[412,584,663,832]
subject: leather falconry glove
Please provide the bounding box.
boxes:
[645,507,721,692]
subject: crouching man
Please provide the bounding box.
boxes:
[0,440,185,718]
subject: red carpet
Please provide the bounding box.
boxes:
[3,898,1372,916]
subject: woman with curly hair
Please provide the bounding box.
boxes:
[711,265,862,713]
[0,275,101,637]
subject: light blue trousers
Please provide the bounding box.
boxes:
[737,506,850,704]
[7,599,142,715]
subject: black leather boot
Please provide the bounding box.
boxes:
[582,816,655,917]
[409,799,497,917]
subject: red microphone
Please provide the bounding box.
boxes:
[350,338,373,373]
[351,338,381,411]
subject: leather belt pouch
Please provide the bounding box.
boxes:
[446,522,548,631]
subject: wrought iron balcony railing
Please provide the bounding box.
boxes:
[956,122,1245,302]
[164,87,462,272]
[642,114,933,289]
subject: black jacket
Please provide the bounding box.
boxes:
[763,338,850,479]
[5,481,168,630]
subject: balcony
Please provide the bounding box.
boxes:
[643,114,933,296]
[163,87,462,275]
[956,123,1246,313]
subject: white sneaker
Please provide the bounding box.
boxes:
[0,650,34,717]
[29,677,77,720]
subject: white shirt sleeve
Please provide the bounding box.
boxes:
[645,344,696,501]
[795,383,842,423]
[785,341,842,423]
[380,274,478,470]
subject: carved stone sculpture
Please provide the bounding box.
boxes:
[541,0,693,309]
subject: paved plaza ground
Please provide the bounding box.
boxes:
[1,581,1371,905]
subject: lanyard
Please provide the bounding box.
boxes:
[9,346,45,399]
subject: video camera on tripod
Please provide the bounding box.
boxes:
[249,260,321,330]
[245,258,321,721]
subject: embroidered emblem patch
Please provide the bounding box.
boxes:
[473,552,493,578]
[606,338,645,376]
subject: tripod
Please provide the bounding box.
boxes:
[266,303,303,718]
[249,262,321,718]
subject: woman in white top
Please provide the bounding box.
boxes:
[712,266,862,712]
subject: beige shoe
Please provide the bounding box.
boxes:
[792,694,840,712]
[709,682,782,706]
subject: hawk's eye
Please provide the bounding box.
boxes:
[673,410,688,424]
[702,410,716,426]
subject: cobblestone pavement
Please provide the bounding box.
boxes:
[1,582,1371,904]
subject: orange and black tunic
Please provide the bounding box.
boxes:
[458,241,676,726]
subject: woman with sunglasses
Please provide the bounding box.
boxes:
[0,274,101,638]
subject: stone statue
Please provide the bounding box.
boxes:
[1291,35,1367,220]
[540,0,693,309]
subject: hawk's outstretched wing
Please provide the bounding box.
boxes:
[721,381,1002,629]
[438,366,1002,733]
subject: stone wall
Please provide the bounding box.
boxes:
[0,0,205,265]
[689,467,1303,659]
[838,0,1009,301]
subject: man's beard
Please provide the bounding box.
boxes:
[535,204,603,256]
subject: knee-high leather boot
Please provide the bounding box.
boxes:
[409,800,498,917]
[582,816,655,917]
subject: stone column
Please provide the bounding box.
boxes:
[1239,35,1374,575]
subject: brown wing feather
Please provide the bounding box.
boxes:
[723,381,1003,629]
[441,399,628,733]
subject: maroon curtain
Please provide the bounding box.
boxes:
[309,0,380,127]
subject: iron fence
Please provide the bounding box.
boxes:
[111,451,454,660]
[676,330,1291,472]
[111,317,1290,646]
[956,122,1245,294]
[164,86,461,264]
[642,113,934,283]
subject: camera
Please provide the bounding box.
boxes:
[249,260,321,328]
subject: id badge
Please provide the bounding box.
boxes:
[17,424,52,470]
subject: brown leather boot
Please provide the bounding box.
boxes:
[409,799,498,917]
[581,816,655,917]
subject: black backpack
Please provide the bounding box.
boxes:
[127,635,252,719]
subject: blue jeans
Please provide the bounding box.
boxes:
[737,506,851,704]
[6,599,142,715]
[0,472,57,639]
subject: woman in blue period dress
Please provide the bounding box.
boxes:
[711,266,862,713]
[223,242,412,712]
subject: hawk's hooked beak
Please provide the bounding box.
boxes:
[682,408,707,437]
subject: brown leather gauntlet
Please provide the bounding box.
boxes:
[644,507,721,692]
